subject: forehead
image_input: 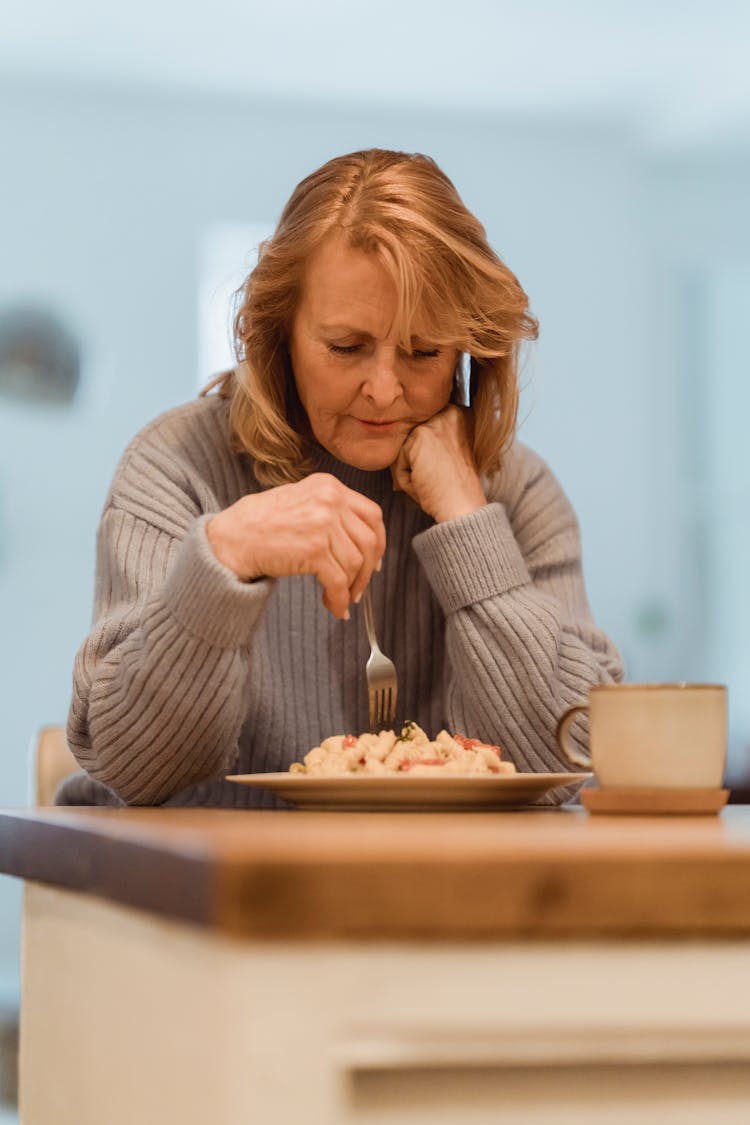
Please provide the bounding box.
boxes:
[294,234,458,344]
[296,236,397,331]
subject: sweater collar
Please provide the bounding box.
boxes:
[309,444,395,503]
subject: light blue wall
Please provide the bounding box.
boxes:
[1,79,749,981]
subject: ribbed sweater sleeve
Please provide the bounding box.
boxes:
[67,406,274,805]
[412,447,624,774]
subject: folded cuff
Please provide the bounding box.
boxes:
[162,515,274,648]
[412,502,530,614]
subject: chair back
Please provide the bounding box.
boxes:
[32,726,80,805]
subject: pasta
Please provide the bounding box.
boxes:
[290,721,517,777]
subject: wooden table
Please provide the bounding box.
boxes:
[3,805,750,1124]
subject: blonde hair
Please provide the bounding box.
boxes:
[207,149,538,485]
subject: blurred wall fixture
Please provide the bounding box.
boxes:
[0,305,80,406]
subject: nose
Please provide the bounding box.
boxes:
[360,350,403,408]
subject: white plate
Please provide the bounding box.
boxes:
[225,771,591,811]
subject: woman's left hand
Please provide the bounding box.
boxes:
[390,404,487,522]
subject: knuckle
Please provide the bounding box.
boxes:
[327,576,349,599]
[307,529,329,556]
[365,498,385,524]
[318,474,342,499]
[307,473,339,504]
[361,526,378,553]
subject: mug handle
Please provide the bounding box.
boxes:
[556,705,592,769]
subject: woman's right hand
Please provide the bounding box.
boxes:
[206,473,385,619]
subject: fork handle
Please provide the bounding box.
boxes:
[361,586,378,650]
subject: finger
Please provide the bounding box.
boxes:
[320,485,386,569]
[390,439,417,500]
[432,403,474,451]
[391,433,411,482]
[339,491,387,570]
[340,512,382,602]
[326,519,368,592]
[345,490,387,546]
[325,512,381,606]
[316,512,381,616]
[315,555,354,620]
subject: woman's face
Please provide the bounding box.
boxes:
[289,236,458,471]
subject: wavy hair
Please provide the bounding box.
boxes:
[206,149,538,485]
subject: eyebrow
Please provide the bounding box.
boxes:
[318,323,372,336]
[318,323,436,342]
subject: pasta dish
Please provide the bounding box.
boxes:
[290,721,516,777]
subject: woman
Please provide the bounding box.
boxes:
[62,148,623,807]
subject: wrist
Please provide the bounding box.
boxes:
[206,515,259,581]
[433,499,486,523]
[432,481,487,523]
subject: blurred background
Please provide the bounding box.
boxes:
[1,0,749,1111]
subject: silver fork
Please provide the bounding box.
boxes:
[361,585,398,731]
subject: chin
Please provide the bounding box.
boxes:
[324,431,403,472]
[341,447,396,471]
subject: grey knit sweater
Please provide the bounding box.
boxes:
[61,393,623,807]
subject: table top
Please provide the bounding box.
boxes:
[2,804,750,939]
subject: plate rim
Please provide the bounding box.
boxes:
[225,770,592,787]
[224,771,591,811]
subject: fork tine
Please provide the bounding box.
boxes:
[361,586,399,732]
[382,688,392,728]
[371,686,397,730]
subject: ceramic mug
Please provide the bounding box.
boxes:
[556,683,727,789]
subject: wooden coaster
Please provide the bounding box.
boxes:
[581,786,729,816]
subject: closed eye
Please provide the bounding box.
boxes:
[327,343,441,359]
[328,343,362,355]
